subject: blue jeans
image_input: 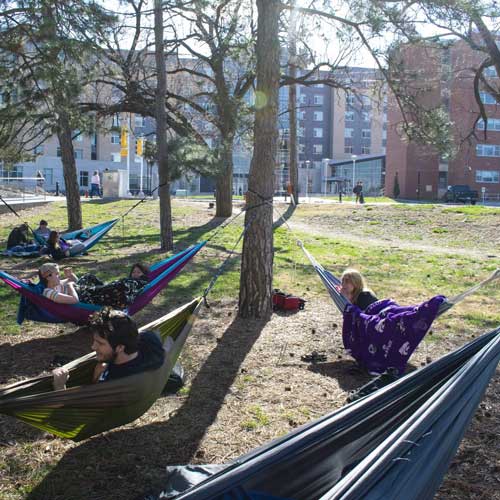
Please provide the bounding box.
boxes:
[90,183,100,198]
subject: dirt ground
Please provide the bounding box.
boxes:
[0,200,499,500]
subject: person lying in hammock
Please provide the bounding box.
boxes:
[53,308,165,390]
[39,263,79,304]
[47,230,85,260]
[74,263,150,309]
[339,269,379,311]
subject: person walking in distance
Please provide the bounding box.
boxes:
[90,170,101,198]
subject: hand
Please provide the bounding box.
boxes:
[63,267,73,278]
[52,367,69,391]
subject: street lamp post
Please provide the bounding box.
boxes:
[351,154,357,200]
[323,158,330,198]
[305,160,310,201]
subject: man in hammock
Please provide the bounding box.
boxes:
[53,308,165,390]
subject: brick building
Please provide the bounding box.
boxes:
[386,40,500,201]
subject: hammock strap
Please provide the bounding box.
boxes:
[119,181,169,219]
[202,213,256,305]
[437,268,500,316]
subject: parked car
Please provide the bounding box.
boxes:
[442,185,478,205]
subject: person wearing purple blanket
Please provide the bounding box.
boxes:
[338,268,447,376]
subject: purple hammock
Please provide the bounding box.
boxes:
[299,242,499,375]
[0,241,206,325]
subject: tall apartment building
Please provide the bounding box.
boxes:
[385,40,500,201]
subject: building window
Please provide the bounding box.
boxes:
[315,83,324,88]
[438,171,448,189]
[112,114,121,127]
[80,170,89,187]
[476,170,499,183]
[313,127,323,138]
[362,111,371,122]
[476,144,500,157]
[346,94,355,106]
[0,165,23,179]
[34,145,44,155]
[73,130,83,142]
[362,129,371,139]
[298,111,305,120]
[362,146,371,154]
[344,128,354,138]
[345,111,354,121]
[111,133,120,144]
[484,66,498,78]
[74,149,84,159]
[344,145,353,154]
[134,115,145,127]
[300,95,307,104]
[313,95,324,105]
[43,168,53,185]
[299,143,305,154]
[313,111,323,121]
[480,92,497,105]
[477,118,500,131]
[298,127,305,137]
[361,95,371,106]
[313,161,322,168]
[382,138,387,147]
[313,144,323,155]
[111,153,121,162]
[56,147,62,157]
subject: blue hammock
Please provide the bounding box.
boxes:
[2,219,119,258]
[150,327,500,500]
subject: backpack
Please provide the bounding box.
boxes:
[272,289,305,311]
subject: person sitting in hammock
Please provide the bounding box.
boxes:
[47,230,85,260]
[53,308,165,390]
[74,263,150,309]
[38,263,79,304]
[339,269,379,311]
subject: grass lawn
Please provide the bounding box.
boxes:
[0,198,499,500]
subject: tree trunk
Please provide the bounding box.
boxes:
[57,114,82,230]
[154,0,173,251]
[238,0,280,319]
[288,0,299,204]
[215,138,234,217]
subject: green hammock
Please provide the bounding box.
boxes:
[0,298,202,441]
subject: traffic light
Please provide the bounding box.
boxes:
[120,126,128,157]
[136,137,144,157]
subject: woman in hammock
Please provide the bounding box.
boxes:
[74,263,150,309]
[38,263,79,304]
[47,230,85,260]
[339,269,379,311]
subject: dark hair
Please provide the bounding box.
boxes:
[40,220,48,226]
[129,263,149,279]
[90,308,139,354]
[48,230,60,248]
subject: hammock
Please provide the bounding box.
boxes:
[0,298,202,441]
[299,243,499,374]
[2,219,119,258]
[151,326,500,500]
[0,241,207,325]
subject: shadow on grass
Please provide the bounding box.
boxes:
[27,315,268,500]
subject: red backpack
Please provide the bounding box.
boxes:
[272,289,305,311]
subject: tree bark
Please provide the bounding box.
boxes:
[288,0,299,204]
[215,137,234,217]
[238,0,280,319]
[57,114,82,230]
[154,0,173,251]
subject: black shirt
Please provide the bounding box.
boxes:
[354,291,379,311]
[99,331,165,382]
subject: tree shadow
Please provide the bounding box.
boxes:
[272,203,296,231]
[27,315,267,500]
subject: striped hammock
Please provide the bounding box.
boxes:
[0,241,206,325]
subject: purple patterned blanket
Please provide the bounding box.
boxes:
[342,295,447,375]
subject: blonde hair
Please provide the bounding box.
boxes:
[341,268,369,303]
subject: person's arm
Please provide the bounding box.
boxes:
[92,363,108,383]
[63,267,78,282]
[52,367,69,390]
[43,283,79,304]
